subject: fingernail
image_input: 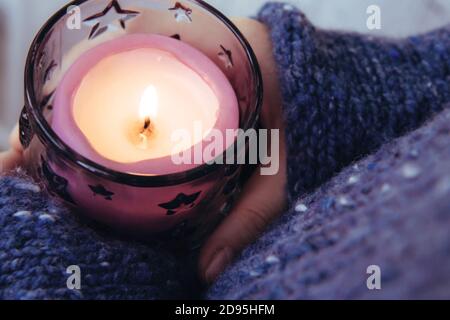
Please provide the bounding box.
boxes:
[204,248,233,284]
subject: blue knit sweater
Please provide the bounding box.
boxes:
[1,3,450,299]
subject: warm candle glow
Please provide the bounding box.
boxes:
[139,85,159,123]
[54,35,239,175]
[138,85,158,149]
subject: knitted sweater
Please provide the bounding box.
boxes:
[1,3,450,299]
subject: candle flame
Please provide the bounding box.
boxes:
[139,85,159,121]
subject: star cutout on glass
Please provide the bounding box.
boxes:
[89,184,115,201]
[43,60,57,82]
[223,175,240,196]
[159,191,201,216]
[168,2,193,23]
[40,90,56,111]
[36,31,55,71]
[19,108,33,149]
[41,156,76,205]
[37,51,48,71]
[219,200,233,217]
[218,45,234,69]
[83,0,140,40]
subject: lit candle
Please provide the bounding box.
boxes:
[53,34,239,175]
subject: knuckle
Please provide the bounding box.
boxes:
[240,206,271,236]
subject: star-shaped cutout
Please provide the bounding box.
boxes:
[41,156,76,205]
[19,108,33,149]
[223,175,240,196]
[43,60,57,82]
[83,0,140,40]
[89,184,115,201]
[218,45,234,69]
[37,51,48,71]
[159,191,201,216]
[168,2,193,23]
[40,90,56,112]
[40,90,55,110]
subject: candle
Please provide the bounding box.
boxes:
[53,34,239,175]
[20,0,263,237]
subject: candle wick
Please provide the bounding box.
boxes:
[143,117,151,132]
[138,117,152,150]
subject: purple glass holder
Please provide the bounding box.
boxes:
[20,0,262,247]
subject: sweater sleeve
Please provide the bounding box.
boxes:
[208,106,450,300]
[258,3,450,202]
[0,172,199,300]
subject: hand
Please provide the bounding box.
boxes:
[0,18,287,285]
[198,18,287,284]
[0,124,23,172]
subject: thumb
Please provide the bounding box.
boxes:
[1,123,24,173]
[10,123,24,153]
[199,167,286,284]
[0,149,23,172]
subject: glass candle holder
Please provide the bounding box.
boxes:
[20,0,262,246]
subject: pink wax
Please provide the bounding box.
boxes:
[53,34,239,175]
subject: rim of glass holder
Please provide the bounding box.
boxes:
[24,0,263,187]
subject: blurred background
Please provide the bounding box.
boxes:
[0,0,449,150]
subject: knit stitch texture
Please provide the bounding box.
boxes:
[209,107,450,299]
[0,172,199,299]
[258,3,450,203]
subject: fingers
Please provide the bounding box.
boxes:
[0,148,23,172]
[199,165,286,284]
[9,123,23,153]
[198,18,287,284]
[0,123,24,173]
[232,18,283,129]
